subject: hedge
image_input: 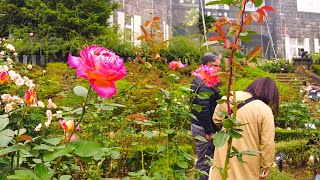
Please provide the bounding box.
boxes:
[275,128,320,142]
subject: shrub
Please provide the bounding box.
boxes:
[265,167,294,180]
[311,52,320,64]
[161,36,205,65]
[276,102,310,129]
[275,129,320,142]
[257,59,295,73]
[276,139,309,166]
[311,64,320,76]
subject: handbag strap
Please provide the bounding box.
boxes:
[237,97,257,110]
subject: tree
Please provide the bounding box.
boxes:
[198,13,216,35]
[0,0,120,62]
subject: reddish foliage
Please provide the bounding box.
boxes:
[126,114,147,121]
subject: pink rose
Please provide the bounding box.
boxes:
[191,65,219,88]
[68,45,127,98]
[169,61,186,70]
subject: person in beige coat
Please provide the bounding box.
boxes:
[209,77,279,180]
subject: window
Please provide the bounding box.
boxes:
[297,0,320,13]
[285,37,307,60]
[290,38,304,57]
[124,16,133,42]
[205,0,229,10]
[245,1,265,11]
[315,39,320,53]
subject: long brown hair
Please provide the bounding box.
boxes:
[244,77,279,114]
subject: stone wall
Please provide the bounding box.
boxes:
[116,0,169,24]
[270,0,320,59]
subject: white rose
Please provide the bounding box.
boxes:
[14,77,25,86]
[37,101,45,108]
[34,123,42,132]
[5,103,14,113]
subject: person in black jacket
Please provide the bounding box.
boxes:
[191,52,222,180]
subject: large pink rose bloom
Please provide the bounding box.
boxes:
[68,45,127,98]
[191,65,219,88]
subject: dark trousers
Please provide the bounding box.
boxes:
[191,124,214,180]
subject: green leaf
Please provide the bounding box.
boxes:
[43,146,73,161]
[232,146,239,153]
[128,169,146,177]
[197,91,213,99]
[222,0,233,5]
[32,159,43,164]
[233,128,244,132]
[216,99,226,104]
[192,104,202,113]
[157,145,166,153]
[141,176,153,180]
[253,0,263,6]
[7,175,32,180]
[43,138,61,146]
[33,144,54,151]
[0,129,15,137]
[60,106,74,111]
[13,170,39,180]
[105,102,126,108]
[188,113,197,120]
[206,1,223,6]
[73,86,88,97]
[144,62,152,68]
[74,141,100,157]
[145,85,158,89]
[0,145,21,156]
[239,32,248,36]
[183,153,194,161]
[202,41,219,47]
[237,155,246,164]
[179,86,193,92]
[110,150,121,159]
[60,175,72,180]
[0,134,13,147]
[239,34,252,44]
[241,149,258,156]
[217,111,228,117]
[223,119,236,129]
[213,131,228,147]
[142,131,154,138]
[0,116,9,131]
[34,163,49,179]
[229,129,242,139]
[15,128,26,136]
[177,161,188,169]
[194,135,208,142]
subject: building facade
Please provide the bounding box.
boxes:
[112,0,320,60]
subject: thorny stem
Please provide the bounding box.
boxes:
[223,1,247,179]
[10,109,27,173]
[51,84,92,179]
[226,1,247,115]
[167,99,172,175]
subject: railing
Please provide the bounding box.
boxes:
[292,57,312,70]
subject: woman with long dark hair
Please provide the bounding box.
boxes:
[209,77,279,180]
